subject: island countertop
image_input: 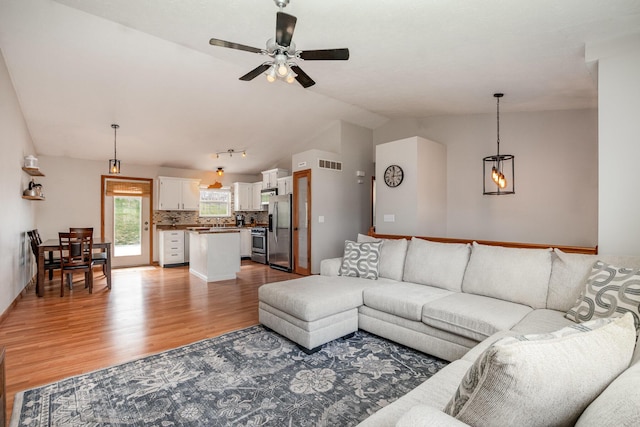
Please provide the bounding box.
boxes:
[187,229,240,234]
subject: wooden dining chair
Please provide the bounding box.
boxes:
[69,227,108,276]
[58,231,94,296]
[27,230,60,281]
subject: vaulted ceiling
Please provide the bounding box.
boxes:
[1,0,639,174]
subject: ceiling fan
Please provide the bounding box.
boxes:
[208,0,349,88]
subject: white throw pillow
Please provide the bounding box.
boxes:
[547,249,598,311]
[402,237,470,292]
[338,240,382,280]
[461,242,552,309]
[444,313,636,427]
[357,234,408,281]
[566,260,640,332]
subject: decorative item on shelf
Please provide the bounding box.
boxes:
[215,149,246,159]
[108,123,121,175]
[24,155,38,169]
[23,179,44,199]
[208,181,223,189]
[216,167,224,176]
[483,93,515,195]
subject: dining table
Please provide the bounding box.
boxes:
[36,237,112,297]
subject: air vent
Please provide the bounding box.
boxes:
[318,159,342,171]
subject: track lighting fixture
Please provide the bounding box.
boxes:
[215,149,247,159]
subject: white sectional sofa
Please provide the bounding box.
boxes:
[258,234,640,426]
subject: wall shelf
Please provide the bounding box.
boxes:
[22,167,45,177]
[22,195,45,201]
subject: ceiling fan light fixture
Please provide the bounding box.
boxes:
[285,69,297,83]
[266,65,277,82]
[277,62,289,77]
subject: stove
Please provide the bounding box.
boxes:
[250,226,268,264]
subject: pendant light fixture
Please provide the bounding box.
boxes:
[216,167,224,176]
[108,123,121,175]
[483,93,515,195]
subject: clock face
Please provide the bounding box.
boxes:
[384,165,404,187]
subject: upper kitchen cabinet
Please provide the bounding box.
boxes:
[277,176,293,195]
[158,177,201,210]
[262,168,289,189]
[233,182,252,211]
[252,182,264,210]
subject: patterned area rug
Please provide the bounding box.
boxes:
[11,326,447,426]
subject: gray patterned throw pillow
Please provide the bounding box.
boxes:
[565,261,640,332]
[339,240,382,280]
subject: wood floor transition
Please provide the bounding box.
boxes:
[0,261,300,422]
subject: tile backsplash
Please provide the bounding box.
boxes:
[154,210,268,226]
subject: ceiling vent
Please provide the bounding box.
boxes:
[318,159,342,171]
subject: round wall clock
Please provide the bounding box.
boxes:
[384,164,404,187]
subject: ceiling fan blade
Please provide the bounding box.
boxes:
[299,48,350,61]
[290,65,315,88]
[276,12,297,47]
[209,38,262,54]
[239,63,272,81]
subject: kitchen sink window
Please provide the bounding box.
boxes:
[199,188,231,217]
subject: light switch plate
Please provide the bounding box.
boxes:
[383,214,395,222]
[318,216,325,223]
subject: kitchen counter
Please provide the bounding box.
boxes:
[187,230,240,282]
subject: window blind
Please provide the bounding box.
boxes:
[105,180,151,197]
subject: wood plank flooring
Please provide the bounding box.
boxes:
[0,261,300,422]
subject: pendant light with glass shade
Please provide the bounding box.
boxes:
[483,93,515,195]
[108,124,121,175]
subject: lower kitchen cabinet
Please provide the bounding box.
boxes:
[159,230,185,267]
[240,228,251,258]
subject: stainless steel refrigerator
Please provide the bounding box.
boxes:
[268,194,292,272]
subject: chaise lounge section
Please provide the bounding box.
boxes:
[258,233,640,425]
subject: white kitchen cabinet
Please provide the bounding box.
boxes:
[233,182,252,211]
[277,176,293,195]
[252,181,263,210]
[262,168,289,189]
[158,177,201,210]
[240,228,251,258]
[159,230,185,266]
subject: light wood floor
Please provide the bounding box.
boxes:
[0,261,300,422]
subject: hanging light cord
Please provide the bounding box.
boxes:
[113,125,117,159]
[496,95,500,158]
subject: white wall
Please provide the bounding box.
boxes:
[0,49,37,315]
[35,155,261,261]
[375,137,447,236]
[588,34,640,255]
[292,121,374,273]
[373,109,598,247]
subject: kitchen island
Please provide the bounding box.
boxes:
[188,229,240,282]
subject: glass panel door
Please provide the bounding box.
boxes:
[293,169,311,275]
[114,196,142,257]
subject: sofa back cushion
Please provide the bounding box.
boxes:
[402,238,470,291]
[357,234,408,281]
[462,242,552,309]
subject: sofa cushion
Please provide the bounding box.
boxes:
[402,238,470,292]
[355,360,472,427]
[396,405,470,427]
[339,240,382,280]
[576,360,640,426]
[363,281,451,321]
[357,234,408,281]
[510,308,575,334]
[258,275,389,322]
[566,260,640,332]
[444,314,636,427]
[547,249,597,311]
[422,293,532,342]
[462,242,552,309]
